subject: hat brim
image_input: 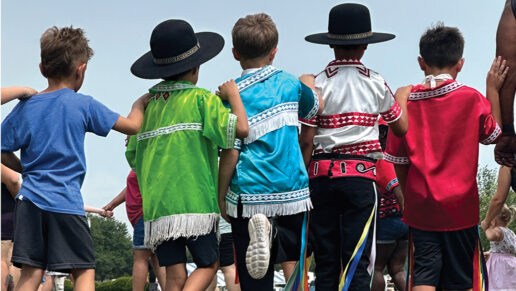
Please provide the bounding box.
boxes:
[131,32,224,79]
[305,32,395,45]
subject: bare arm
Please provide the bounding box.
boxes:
[299,74,325,114]
[218,149,239,222]
[393,164,410,196]
[388,86,411,137]
[299,124,316,169]
[112,93,151,135]
[218,80,249,139]
[482,166,511,230]
[486,56,509,126]
[1,152,22,173]
[392,185,404,214]
[103,187,127,212]
[1,86,37,105]
[1,164,21,197]
[485,226,504,242]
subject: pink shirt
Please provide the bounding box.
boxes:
[126,170,143,226]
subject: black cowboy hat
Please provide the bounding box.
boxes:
[131,19,224,79]
[305,3,395,45]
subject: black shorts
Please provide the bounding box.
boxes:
[12,198,95,272]
[412,225,478,289]
[273,212,312,264]
[155,230,218,268]
[219,233,235,267]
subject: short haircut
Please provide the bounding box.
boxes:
[419,23,464,68]
[40,26,94,80]
[232,13,278,59]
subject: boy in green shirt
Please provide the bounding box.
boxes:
[127,19,249,291]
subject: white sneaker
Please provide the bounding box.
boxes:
[246,213,272,279]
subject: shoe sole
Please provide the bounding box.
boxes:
[246,213,272,279]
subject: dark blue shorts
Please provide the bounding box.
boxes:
[132,217,147,250]
[376,216,408,243]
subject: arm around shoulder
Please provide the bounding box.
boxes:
[388,86,411,137]
[112,93,152,135]
[218,80,249,139]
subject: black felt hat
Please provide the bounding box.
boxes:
[305,3,395,45]
[131,19,224,79]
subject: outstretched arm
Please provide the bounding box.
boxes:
[103,187,127,212]
[85,205,113,218]
[388,86,411,137]
[1,152,22,173]
[482,166,511,230]
[218,149,239,222]
[1,86,37,105]
[112,93,152,135]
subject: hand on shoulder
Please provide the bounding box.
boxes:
[216,80,239,101]
[487,56,509,92]
[299,74,315,89]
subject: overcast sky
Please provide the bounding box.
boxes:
[2,0,507,228]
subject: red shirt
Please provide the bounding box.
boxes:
[126,170,143,226]
[375,158,401,218]
[385,80,500,231]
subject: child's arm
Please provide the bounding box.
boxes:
[392,185,404,214]
[102,187,127,212]
[112,93,152,135]
[486,56,508,126]
[1,86,37,105]
[485,226,504,242]
[217,80,249,139]
[218,149,239,222]
[1,152,22,173]
[299,124,316,169]
[84,205,113,218]
[299,74,325,114]
[1,164,21,197]
[482,166,511,230]
[393,164,410,197]
[388,86,411,137]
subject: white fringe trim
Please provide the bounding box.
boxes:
[244,111,299,144]
[227,198,312,218]
[144,213,219,251]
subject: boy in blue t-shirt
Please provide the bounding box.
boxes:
[1,26,149,291]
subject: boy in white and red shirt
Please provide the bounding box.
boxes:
[300,4,409,290]
[386,24,507,290]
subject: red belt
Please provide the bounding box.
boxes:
[308,159,376,180]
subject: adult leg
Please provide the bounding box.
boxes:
[132,249,152,291]
[310,177,342,290]
[221,265,241,291]
[497,0,516,127]
[14,265,44,291]
[387,240,408,291]
[150,254,166,291]
[371,243,396,291]
[164,264,187,291]
[70,269,94,291]
[2,241,13,291]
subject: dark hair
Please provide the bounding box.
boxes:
[333,45,363,51]
[419,23,464,68]
[40,26,94,80]
[232,13,278,59]
[163,69,190,81]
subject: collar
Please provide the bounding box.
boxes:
[241,67,261,77]
[422,74,454,89]
[326,59,363,68]
[149,80,196,93]
[409,79,464,101]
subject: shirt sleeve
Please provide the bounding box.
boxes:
[200,93,237,149]
[1,119,19,152]
[385,130,410,165]
[298,82,319,120]
[375,160,399,192]
[379,82,402,123]
[478,96,501,145]
[87,97,120,137]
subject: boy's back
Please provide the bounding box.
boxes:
[226,66,317,217]
[1,88,119,215]
[386,80,500,231]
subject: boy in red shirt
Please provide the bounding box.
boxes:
[386,24,508,290]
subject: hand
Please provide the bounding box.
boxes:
[394,85,413,105]
[216,80,239,101]
[137,93,153,108]
[99,209,114,218]
[487,56,509,92]
[20,87,38,99]
[102,203,116,212]
[218,199,230,223]
[481,219,489,231]
[494,135,516,166]
[299,74,315,89]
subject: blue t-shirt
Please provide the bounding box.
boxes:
[1,88,120,215]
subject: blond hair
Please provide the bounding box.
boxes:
[232,13,278,59]
[499,204,516,226]
[40,26,94,80]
